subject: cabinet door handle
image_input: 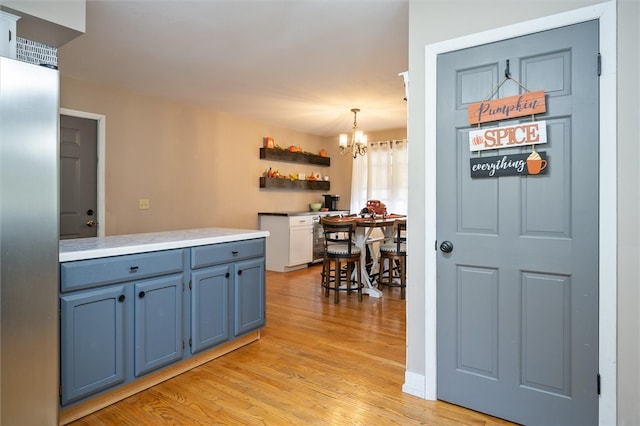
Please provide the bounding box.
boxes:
[130,266,139,272]
[238,270,242,276]
[225,272,230,278]
[118,295,126,302]
[138,291,145,298]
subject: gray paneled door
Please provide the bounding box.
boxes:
[60,114,98,239]
[436,21,599,425]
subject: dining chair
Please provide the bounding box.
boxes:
[320,217,363,303]
[377,218,407,299]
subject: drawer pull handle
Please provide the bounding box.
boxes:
[130,266,139,272]
[118,295,125,302]
[138,291,145,298]
[232,251,239,256]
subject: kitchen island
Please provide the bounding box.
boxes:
[59,227,268,425]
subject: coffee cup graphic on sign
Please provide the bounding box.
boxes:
[526,150,547,174]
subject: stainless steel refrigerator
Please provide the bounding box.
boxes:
[0,57,59,424]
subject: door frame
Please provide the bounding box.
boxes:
[422,2,616,424]
[59,108,106,237]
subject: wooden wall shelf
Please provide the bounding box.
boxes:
[259,148,330,166]
[259,177,330,191]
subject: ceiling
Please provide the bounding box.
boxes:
[57,0,409,137]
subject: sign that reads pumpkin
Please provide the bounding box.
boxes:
[468,121,547,152]
[468,90,546,125]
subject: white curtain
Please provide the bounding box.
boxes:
[350,139,408,215]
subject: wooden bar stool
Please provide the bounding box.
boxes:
[377,219,406,299]
[320,217,363,304]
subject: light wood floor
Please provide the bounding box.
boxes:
[68,265,514,425]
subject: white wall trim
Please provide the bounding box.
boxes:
[59,108,106,237]
[402,371,426,399]
[423,2,617,425]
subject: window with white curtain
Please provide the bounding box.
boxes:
[350,139,408,215]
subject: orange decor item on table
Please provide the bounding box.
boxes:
[366,200,387,215]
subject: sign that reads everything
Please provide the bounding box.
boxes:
[470,151,548,178]
[468,121,547,152]
[467,90,546,125]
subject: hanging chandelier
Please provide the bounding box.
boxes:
[339,108,367,158]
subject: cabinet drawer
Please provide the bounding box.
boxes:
[191,239,265,269]
[61,249,184,293]
[289,216,313,227]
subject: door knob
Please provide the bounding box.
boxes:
[86,220,96,227]
[439,240,454,253]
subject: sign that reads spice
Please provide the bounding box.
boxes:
[470,151,548,178]
[468,121,547,152]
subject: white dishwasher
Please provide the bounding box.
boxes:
[259,214,313,272]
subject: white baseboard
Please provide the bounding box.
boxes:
[402,371,429,399]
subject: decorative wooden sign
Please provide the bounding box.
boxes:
[468,120,547,152]
[470,151,548,178]
[468,90,546,125]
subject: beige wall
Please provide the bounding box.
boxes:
[615,1,640,423]
[60,76,359,235]
[367,128,407,142]
[60,77,406,235]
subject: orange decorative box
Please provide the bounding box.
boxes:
[366,200,387,215]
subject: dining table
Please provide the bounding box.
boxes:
[353,214,406,298]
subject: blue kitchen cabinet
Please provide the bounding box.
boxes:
[59,249,186,406]
[60,284,128,406]
[233,257,266,336]
[190,238,265,351]
[134,274,184,376]
[190,265,230,353]
[59,235,267,417]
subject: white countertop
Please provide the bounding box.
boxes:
[59,227,269,262]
